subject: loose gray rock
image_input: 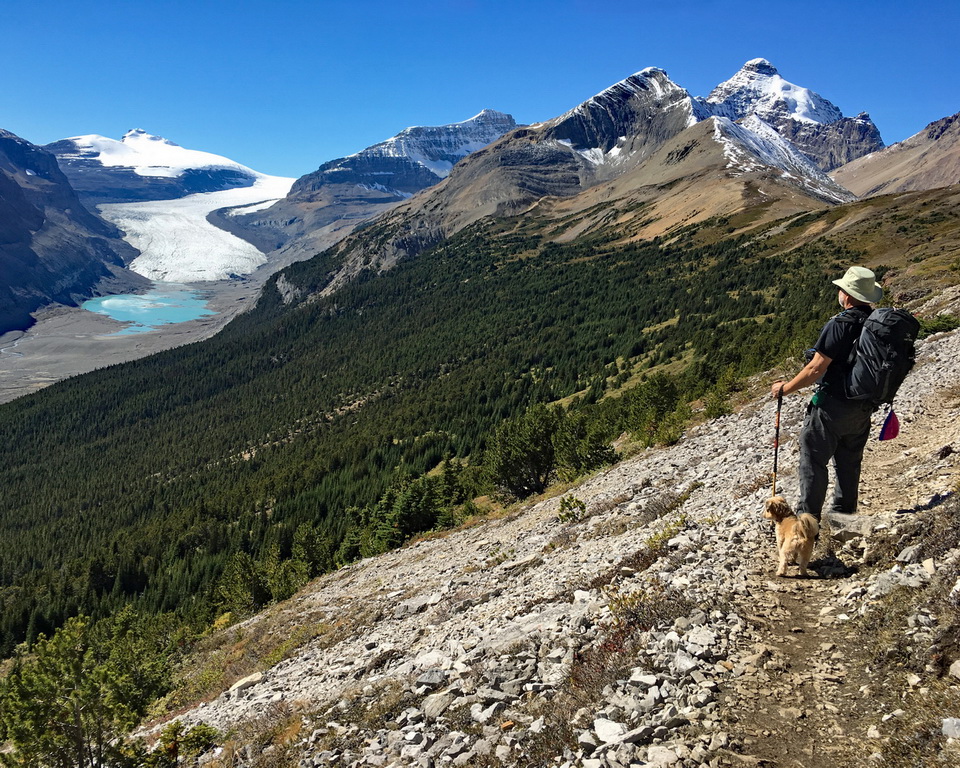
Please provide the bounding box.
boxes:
[594,717,628,744]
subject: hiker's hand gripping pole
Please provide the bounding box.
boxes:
[772,386,783,497]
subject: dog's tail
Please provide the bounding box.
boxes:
[797,513,819,541]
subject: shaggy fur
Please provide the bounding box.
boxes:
[763,495,819,577]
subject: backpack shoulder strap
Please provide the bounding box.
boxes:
[838,307,870,367]
[835,306,871,325]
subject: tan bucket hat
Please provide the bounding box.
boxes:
[832,266,883,304]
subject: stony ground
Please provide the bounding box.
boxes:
[164,324,960,768]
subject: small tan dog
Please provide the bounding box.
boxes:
[763,496,819,577]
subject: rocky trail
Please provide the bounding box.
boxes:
[717,576,873,768]
[165,325,960,768]
[714,536,894,768]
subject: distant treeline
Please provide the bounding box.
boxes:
[0,215,847,654]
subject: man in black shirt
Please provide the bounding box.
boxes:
[771,267,883,522]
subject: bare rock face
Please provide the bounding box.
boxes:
[768,113,885,172]
[0,129,144,333]
[292,155,441,201]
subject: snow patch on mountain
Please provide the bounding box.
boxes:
[713,116,855,203]
[225,198,286,217]
[358,182,413,198]
[704,59,843,125]
[637,66,669,97]
[687,98,714,127]
[99,175,294,282]
[556,138,613,166]
[347,109,516,180]
[57,129,261,180]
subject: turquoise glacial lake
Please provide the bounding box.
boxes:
[82,285,216,335]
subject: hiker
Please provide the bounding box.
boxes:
[770,266,883,522]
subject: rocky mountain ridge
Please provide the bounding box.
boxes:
[700,58,884,171]
[713,115,855,203]
[230,59,887,292]
[225,110,517,264]
[0,128,145,333]
[303,59,885,297]
[340,109,518,182]
[539,67,707,186]
[163,298,960,767]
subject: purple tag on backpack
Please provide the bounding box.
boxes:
[879,409,900,441]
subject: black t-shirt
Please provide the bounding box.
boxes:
[813,306,871,397]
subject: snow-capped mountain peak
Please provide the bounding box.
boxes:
[122,128,176,144]
[704,59,843,126]
[451,108,514,129]
[742,58,779,76]
[55,130,260,180]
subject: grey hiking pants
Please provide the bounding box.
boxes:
[796,393,874,522]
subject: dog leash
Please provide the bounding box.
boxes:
[772,387,783,497]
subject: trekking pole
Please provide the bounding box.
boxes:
[772,387,783,497]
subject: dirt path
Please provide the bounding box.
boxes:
[716,558,879,767]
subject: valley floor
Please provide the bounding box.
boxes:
[0,225,334,404]
[0,279,251,403]
[155,323,960,767]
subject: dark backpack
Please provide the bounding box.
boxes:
[844,307,920,406]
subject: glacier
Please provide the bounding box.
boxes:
[99,175,294,282]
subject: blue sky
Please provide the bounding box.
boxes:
[2,0,958,178]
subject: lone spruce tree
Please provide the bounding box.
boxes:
[486,403,561,499]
